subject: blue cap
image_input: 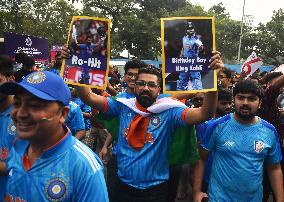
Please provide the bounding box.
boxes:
[0,71,71,106]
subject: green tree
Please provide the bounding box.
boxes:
[253,9,284,66]
[0,0,78,46]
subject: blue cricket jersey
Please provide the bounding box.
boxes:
[73,97,92,130]
[65,101,85,136]
[181,35,203,57]
[202,113,282,202]
[196,120,214,184]
[105,97,187,189]
[5,131,109,201]
[0,106,16,201]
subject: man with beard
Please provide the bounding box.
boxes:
[0,55,17,201]
[194,80,283,202]
[75,52,223,202]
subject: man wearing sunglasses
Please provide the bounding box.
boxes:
[75,51,223,202]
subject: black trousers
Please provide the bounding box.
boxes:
[112,178,169,202]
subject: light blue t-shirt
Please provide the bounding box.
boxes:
[5,133,108,201]
[0,106,16,201]
[105,97,187,189]
[196,120,214,184]
[202,113,282,202]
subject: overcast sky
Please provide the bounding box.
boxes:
[191,0,284,25]
[74,0,283,26]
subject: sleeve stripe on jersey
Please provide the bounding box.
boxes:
[76,141,102,170]
[73,141,102,173]
[181,108,190,122]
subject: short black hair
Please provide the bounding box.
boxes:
[264,72,283,83]
[218,87,232,101]
[0,55,14,77]
[220,67,232,78]
[233,80,263,99]
[124,59,147,74]
[138,67,161,84]
[22,55,35,69]
[15,52,28,63]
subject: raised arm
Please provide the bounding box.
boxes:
[75,86,106,112]
[184,52,223,125]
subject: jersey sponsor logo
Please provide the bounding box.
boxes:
[8,122,17,136]
[45,178,67,201]
[150,116,161,126]
[223,141,235,147]
[27,71,46,84]
[254,140,264,153]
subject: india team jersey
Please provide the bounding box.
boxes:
[73,97,92,130]
[105,97,187,189]
[201,113,282,202]
[182,35,203,57]
[65,101,85,136]
[0,106,17,201]
[5,133,108,202]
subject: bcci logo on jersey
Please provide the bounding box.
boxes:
[150,116,161,126]
[45,178,67,201]
[254,140,264,153]
[8,122,16,136]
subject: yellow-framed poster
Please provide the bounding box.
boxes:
[161,17,216,93]
[61,16,111,89]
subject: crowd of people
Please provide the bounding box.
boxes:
[0,49,283,202]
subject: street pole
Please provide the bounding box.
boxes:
[237,0,246,64]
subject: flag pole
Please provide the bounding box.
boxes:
[237,0,246,64]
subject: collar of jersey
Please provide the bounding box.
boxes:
[41,127,74,158]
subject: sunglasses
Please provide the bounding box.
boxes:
[135,80,159,89]
[126,72,138,78]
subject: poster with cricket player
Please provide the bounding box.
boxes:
[161,17,217,93]
[62,16,110,89]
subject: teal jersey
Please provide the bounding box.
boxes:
[202,113,282,202]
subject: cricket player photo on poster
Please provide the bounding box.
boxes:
[62,16,111,89]
[161,17,217,93]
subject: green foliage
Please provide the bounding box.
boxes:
[0,0,282,65]
[0,0,79,47]
[253,9,284,66]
